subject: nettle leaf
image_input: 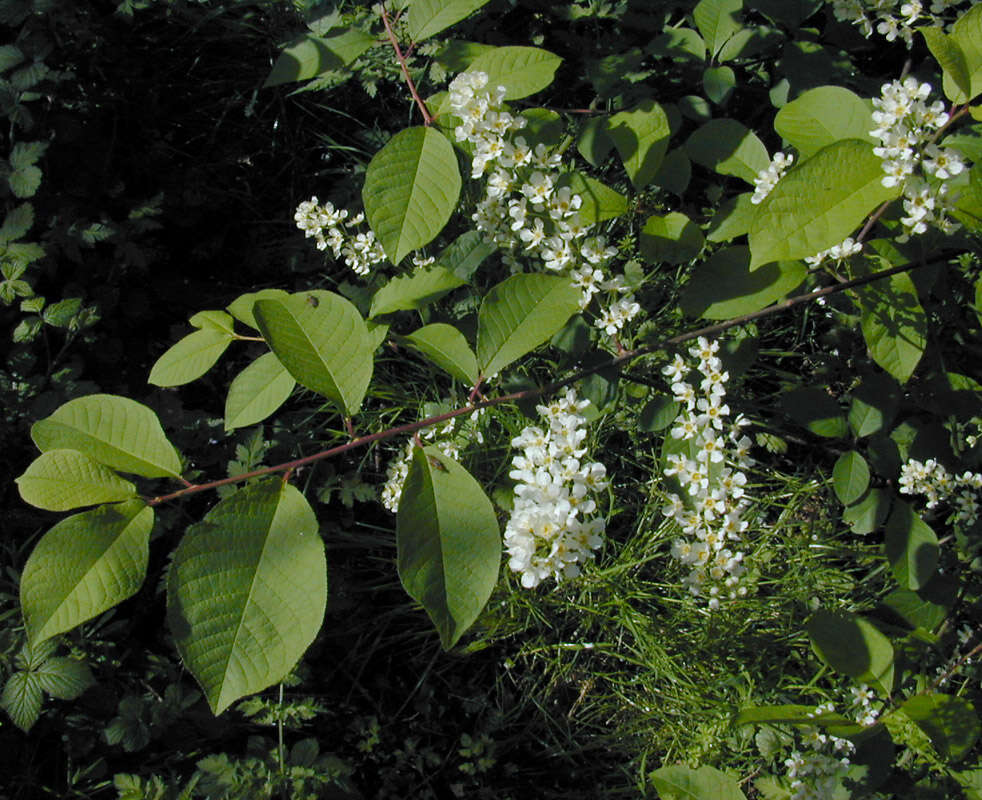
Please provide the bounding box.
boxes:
[685,119,769,184]
[9,164,41,198]
[369,265,466,318]
[0,202,33,243]
[408,0,490,42]
[901,694,980,762]
[263,30,375,88]
[16,449,137,511]
[649,764,746,800]
[885,500,939,591]
[31,394,183,479]
[21,499,153,646]
[167,479,326,715]
[1,671,42,732]
[748,139,901,269]
[363,126,461,266]
[397,446,500,649]
[856,270,926,384]
[34,657,95,701]
[774,86,876,159]
[606,99,671,190]
[477,273,581,379]
[403,323,479,385]
[465,46,562,100]
[149,320,234,387]
[807,609,894,695]
[559,172,629,224]
[681,246,805,320]
[832,451,870,506]
[226,288,290,330]
[693,0,743,58]
[254,290,373,417]
[224,352,296,432]
[640,212,704,265]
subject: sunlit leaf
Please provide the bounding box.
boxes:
[369,265,466,318]
[649,764,746,800]
[408,0,491,42]
[263,30,375,88]
[403,323,480,385]
[465,46,562,100]
[16,449,137,511]
[884,500,939,591]
[224,352,296,431]
[807,608,894,694]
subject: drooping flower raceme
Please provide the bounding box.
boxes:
[294,197,387,276]
[898,458,982,527]
[661,338,754,609]
[504,390,608,588]
[831,0,970,47]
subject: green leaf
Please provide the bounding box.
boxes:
[640,212,704,264]
[832,451,870,506]
[434,230,496,282]
[226,289,290,330]
[42,297,82,328]
[9,140,46,170]
[189,309,236,335]
[263,30,375,88]
[254,291,373,417]
[397,446,500,649]
[774,86,876,159]
[0,44,24,73]
[34,657,95,701]
[465,46,562,100]
[606,99,671,190]
[735,704,854,727]
[649,764,746,800]
[369,265,466,318]
[681,246,805,320]
[477,274,581,379]
[842,487,892,535]
[647,27,706,62]
[1,671,42,732]
[685,119,769,184]
[640,395,680,432]
[31,394,183,479]
[148,328,233,387]
[559,172,629,224]
[16,449,137,511]
[856,271,926,384]
[706,193,755,242]
[901,694,980,762]
[748,140,901,269]
[703,65,735,105]
[693,0,743,58]
[947,5,982,104]
[168,480,327,715]
[881,575,956,632]
[408,0,490,42]
[21,500,153,646]
[884,500,939,591]
[807,609,894,694]
[403,323,479,385]
[0,202,33,243]
[224,352,295,432]
[848,373,900,438]
[780,386,847,438]
[363,126,461,266]
[9,164,41,198]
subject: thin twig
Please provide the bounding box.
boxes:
[381,5,432,125]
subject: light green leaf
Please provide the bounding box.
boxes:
[21,500,153,647]
[253,291,373,417]
[685,119,769,183]
[477,274,581,379]
[640,212,704,265]
[408,0,490,42]
[403,323,479,385]
[9,140,47,170]
[369,265,466,318]
[34,657,95,701]
[901,694,980,762]
[647,27,706,61]
[774,86,876,159]
[559,172,629,225]
[923,25,973,104]
[649,764,746,800]
[434,230,496,281]
[16,449,137,511]
[857,270,926,384]
[842,488,892,535]
[693,0,743,58]
[807,608,894,694]
[606,99,671,190]
[748,139,901,269]
[1,671,42,732]
[226,289,290,330]
[703,65,735,105]
[263,30,376,88]
[148,329,233,387]
[189,310,236,335]
[465,46,562,100]
[224,352,296,432]
[397,446,500,649]
[885,500,939,591]
[31,394,183,479]
[706,193,755,242]
[363,126,460,266]
[948,5,982,104]
[832,450,870,506]
[681,246,805,320]
[882,578,956,632]
[167,480,326,715]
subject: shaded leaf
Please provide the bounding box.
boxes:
[685,119,769,184]
[606,99,671,190]
[1,671,42,732]
[856,270,926,384]
[640,212,704,264]
[34,657,94,701]
[884,500,939,591]
[901,694,980,762]
[807,609,894,694]
[832,450,870,506]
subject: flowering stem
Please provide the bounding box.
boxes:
[381,6,433,126]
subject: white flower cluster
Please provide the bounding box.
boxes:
[831,0,968,46]
[751,151,793,205]
[380,421,461,513]
[804,237,863,267]
[783,704,856,800]
[504,390,608,588]
[898,458,982,527]
[871,77,966,239]
[661,338,754,609]
[294,197,387,276]
[446,71,641,337]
